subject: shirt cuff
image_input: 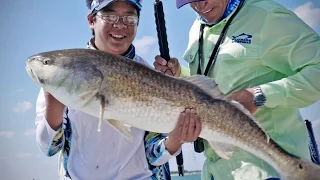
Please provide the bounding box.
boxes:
[43,115,64,156]
[259,81,286,108]
[151,138,182,166]
[179,65,191,77]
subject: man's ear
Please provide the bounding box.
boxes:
[87,13,95,29]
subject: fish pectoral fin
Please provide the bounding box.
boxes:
[179,75,225,99]
[107,119,134,142]
[97,95,107,132]
[208,141,237,160]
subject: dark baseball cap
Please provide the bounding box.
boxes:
[90,0,142,13]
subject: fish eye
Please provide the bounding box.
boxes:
[43,59,50,65]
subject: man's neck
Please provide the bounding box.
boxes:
[94,39,127,55]
[88,37,135,59]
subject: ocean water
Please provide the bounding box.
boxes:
[171,174,201,180]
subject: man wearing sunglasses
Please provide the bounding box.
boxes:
[154,0,320,180]
[34,0,202,179]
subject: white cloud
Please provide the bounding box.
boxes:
[0,131,15,138]
[133,36,157,55]
[24,129,36,136]
[293,2,320,29]
[16,153,32,159]
[12,101,32,113]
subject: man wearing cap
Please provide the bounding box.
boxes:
[34,0,202,179]
[154,0,320,179]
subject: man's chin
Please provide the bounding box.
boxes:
[109,46,130,55]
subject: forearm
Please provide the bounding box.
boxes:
[165,136,183,155]
[260,10,320,108]
[261,63,320,108]
[36,120,64,156]
[35,88,65,156]
[44,92,65,130]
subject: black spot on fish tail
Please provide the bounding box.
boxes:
[299,164,303,169]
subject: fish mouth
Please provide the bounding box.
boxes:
[26,66,35,80]
[26,66,44,85]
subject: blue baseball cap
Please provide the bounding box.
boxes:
[90,0,142,13]
[176,0,204,8]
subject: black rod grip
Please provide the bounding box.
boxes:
[154,0,170,61]
[176,152,184,176]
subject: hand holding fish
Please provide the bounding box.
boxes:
[165,108,202,155]
[154,55,181,76]
[227,88,258,114]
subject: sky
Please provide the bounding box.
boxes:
[0,0,319,180]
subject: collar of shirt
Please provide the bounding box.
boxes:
[198,0,243,26]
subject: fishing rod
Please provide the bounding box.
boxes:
[305,120,320,165]
[154,0,184,176]
[154,0,173,76]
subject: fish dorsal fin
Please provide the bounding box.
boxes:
[179,75,225,99]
